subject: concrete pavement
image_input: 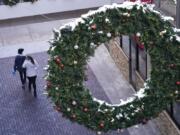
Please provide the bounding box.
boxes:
[0,18,74,47]
[0,17,74,58]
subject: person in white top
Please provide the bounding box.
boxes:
[23,56,38,97]
[13,48,26,89]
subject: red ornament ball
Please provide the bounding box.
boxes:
[71,114,76,119]
[83,107,88,112]
[91,24,97,30]
[54,56,61,64]
[99,122,104,128]
[176,81,180,85]
[169,64,176,68]
[60,64,64,70]
[47,81,52,89]
[138,43,144,50]
[55,106,61,112]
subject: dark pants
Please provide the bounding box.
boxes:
[28,76,37,97]
[18,69,26,85]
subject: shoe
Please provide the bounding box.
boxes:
[22,85,25,90]
[34,91,37,98]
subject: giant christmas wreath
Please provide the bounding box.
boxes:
[45,2,180,133]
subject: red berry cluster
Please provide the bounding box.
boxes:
[54,56,64,70]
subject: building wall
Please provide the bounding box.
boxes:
[107,37,145,90]
[108,38,180,135]
[108,38,129,82]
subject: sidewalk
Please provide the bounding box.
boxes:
[0,17,74,58]
[0,18,74,47]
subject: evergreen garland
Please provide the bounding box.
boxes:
[46,2,180,133]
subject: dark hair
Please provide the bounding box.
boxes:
[26,56,35,65]
[18,48,24,54]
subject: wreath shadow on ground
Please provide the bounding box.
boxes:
[45,1,180,133]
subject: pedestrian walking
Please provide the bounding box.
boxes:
[23,56,38,97]
[13,48,26,89]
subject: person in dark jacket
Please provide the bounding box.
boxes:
[14,48,26,89]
